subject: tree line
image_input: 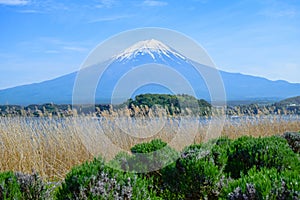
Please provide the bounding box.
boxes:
[0,94,299,117]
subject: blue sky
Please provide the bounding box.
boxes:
[0,0,299,89]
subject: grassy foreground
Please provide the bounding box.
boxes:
[0,115,299,180]
[0,132,299,199]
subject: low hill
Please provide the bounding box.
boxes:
[278,96,300,105]
[126,93,212,116]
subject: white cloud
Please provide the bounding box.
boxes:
[0,0,29,6]
[89,14,132,23]
[17,9,42,13]
[142,0,168,7]
[95,0,117,8]
[63,46,88,52]
[45,50,60,54]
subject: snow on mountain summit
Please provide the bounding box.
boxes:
[114,39,186,62]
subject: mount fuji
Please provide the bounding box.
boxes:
[0,39,300,105]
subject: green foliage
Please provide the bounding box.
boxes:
[108,151,133,171]
[282,132,300,153]
[15,171,50,200]
[210,137,231,169]
[130,139,167,154]
[109,139,179,198]
[53,136,300,199]
[0,171,49,200]
[128,139,179,173]
[56,157,160,200]
[175,157,221,199]
[225,136,300,179]
[161,140,227,199]
[221,167,300,199]
[130,140,178,198]
[0,171,22,199]
[128,93,211,116]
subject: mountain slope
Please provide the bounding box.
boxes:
[220,71,300,101]
[0,72,76,105]
[0,39,299,105]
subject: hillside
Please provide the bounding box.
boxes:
[126,93,211,116]
[278,96,300,105]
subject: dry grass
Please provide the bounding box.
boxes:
[0,114,299,181]
[221,115,300,139]
[0,117,94,180]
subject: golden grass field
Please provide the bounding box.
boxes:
[0,114,299,181]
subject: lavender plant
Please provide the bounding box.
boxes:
[55,157,160,200]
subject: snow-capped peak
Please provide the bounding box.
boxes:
[114,39,186,61]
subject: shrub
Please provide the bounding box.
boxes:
[56,157,160,200]
[282,132,300,153]
[162,140,225,199]
[221,167,300,199]
[15,171,50,200]
[128,139,179,198]
[129,139,178,173]
[130,139,167,154]
[224,136,299,179]
[108,151,132,171]
[210,137,231,169]
[0,171,22,199]
[0,171,50,200]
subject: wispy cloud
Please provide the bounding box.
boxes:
[142,0,168,7]
[260,8,297,18]
[89,14,132,23]
[194,0,209,3]
[17,9,42,13]
[258,0,298,18]
[95,0,117,8]
[0,0,29,6]
[63,46,88,52]
[19,1,70,13]
[18,37,90,54]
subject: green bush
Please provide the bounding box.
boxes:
[15,171,50,200]
[129,139,179,197]
[161,141,225,199]
[224,136,299,179]
[0,171,22,199]
[129,139,178,173]
[210,137,231,169]
[221,167,300,199]
[282,132,300,153]
[56,157,160,200]
[0,171,49,200]
[130,139,167,154]
[108,151,132,171]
